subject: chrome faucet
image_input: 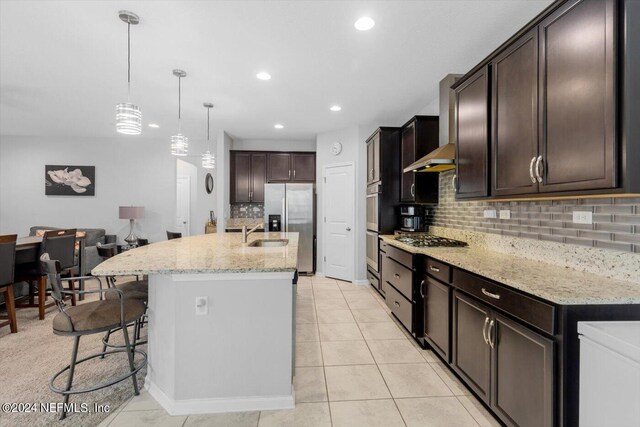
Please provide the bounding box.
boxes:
[242,223,264,243]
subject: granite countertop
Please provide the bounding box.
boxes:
[92,232,298,276]
[380,235,640,305]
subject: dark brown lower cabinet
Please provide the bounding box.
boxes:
[453,290,554,427]
[452,291,491,401]
[492,313,554,427]
[423,276,451,362]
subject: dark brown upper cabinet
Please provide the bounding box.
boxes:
[267,152,316,183]
[538,0,616,193]
[454,67,490,199]
[230,151,266,203]
[400,116,439,203]
[267,153,292,182]
[492,29,539,197]
[291,153,316,182]
[366,131,381,185]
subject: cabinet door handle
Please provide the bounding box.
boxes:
[293,169,296,179]
[289,169,291,178]
[481,288,501,300]
[535,155,543,183]
[529,156,537,184]
[452,174,457,193]
[429,265,440,273]
[419,280,425,298]
[488,319,496,349]
[394,301,400,308]
[410,183,415,197]
[482,316,490,345]
[394,273,400,279]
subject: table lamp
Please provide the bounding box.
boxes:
[119,206,145,245]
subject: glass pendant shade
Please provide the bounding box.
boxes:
[202,150,215,169]
[115,102,142,135]
[170,133,189,156]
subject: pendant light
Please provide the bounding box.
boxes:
[115,11,142,135]
[201,103,215,169]
[170,69,188,156]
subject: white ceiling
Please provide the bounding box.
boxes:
[0,0,552,141]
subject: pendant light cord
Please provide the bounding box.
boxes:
[207,106,210,150]
[127,21,131,101]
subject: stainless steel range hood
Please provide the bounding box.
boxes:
[403,142,456,173]
[404,74,461,173]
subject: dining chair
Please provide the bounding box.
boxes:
[166,231,182,240]
[40,253,146,420]
[15,229,78,319]
[0,234,18,333]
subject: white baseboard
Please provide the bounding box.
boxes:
[353,279,368,285]
[147,381,295,416]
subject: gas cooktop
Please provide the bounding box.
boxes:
[395,235,468,248]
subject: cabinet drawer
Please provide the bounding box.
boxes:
[453,269,555,335]
[383,243,413,269]
[426,258,451,283]
[367,270,379,289]
[382,254,413,301]
[386,283,413,332]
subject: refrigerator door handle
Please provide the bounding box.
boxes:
[283,197,287,232]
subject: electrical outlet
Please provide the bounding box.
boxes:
[483,209,497,219]
[573,211,593,225]
[499,209,511,220]
[195,296,208,315]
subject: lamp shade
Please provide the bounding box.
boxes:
[119,206,145,219]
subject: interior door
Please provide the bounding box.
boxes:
[176,176,191,236]
[323,163,355,282]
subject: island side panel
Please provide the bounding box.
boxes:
[147,271,295,415]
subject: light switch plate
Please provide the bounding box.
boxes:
[484,209,497,219]
[573,211,593,225]
[499,209,511,220]
[195,296,208,315]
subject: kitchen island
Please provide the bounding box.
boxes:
[92,232,299,416]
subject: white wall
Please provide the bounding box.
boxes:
[232,139,315,152]
[0,135,176,243]
[215,131,233,232]
[315,126,367,283]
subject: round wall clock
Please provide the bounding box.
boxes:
[330,142,342,155]
[205,173,214,194]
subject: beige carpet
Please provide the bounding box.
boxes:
[0,279,146,427]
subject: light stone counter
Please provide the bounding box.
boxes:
[380,235,640,305]
[92,232,297,276]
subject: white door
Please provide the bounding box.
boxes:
[323,163,355,281]
[176,176,191,236]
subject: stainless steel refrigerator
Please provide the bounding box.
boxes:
[264,183,315,274]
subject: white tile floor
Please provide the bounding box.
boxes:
[98,276,501,427]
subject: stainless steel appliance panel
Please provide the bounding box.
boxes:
[285,184,314,273]
[264,184,286,221]
[366,231,379,271]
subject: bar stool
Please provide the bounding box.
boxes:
[0,235,18,333]
[166,231,182,240]
[96,242,148,350]
[40,253,147,420]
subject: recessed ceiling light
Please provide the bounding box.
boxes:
[148,123,159,128]
[274,124,284,129]
[256,72,272,81]
[354,17,375,31]
[330,105,342,112]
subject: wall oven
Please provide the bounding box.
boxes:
[366,231,379,271]
[366,183,380,232]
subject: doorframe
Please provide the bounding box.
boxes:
[176,175,191,236]
[322,161,356,282]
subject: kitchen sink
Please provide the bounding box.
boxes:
[248,239,289,247]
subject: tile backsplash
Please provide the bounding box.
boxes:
[230,203,264,219]
[427,170,640,253]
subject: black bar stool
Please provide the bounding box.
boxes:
[166,231,182,240]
